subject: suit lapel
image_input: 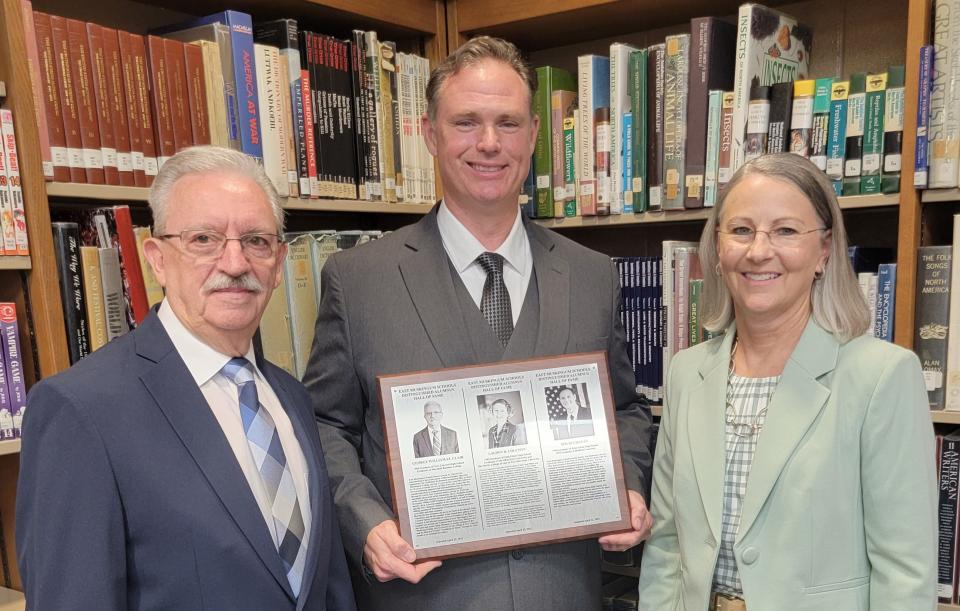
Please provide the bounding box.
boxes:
[688,331,733,543]
[736,320,836,542]
[259,360,324,610]
[135,315,294,601]
[528,223,570,357]
[398,208,477,367]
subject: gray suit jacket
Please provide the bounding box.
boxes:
[303,207,652,611]
[413,426,459,458]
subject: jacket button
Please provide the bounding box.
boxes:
[741,547,759,564]
[511,550,524,560]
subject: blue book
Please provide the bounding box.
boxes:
[874,263,897,342]
[623,112,633,214]
[915,45,934,188]
[155,11,263,160]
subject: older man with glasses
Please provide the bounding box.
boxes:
[16,146,356,611]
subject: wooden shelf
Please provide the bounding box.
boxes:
[0,257,30,271]
[0,586,24,611]
[922,189,960,204]
[532,194,897,230]
[932,411,960,425]
[938,604,959,611]
[0,439,20,456]
[46,183,432,215]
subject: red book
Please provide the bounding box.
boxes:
[87,23,121,185]
[102,27,135,186]
[163,38,193,153]
[183,42,211,146]
[130,34,159,184]
[20,0,53,180]
[118,31,145,186]
[66,18,105,184]
[31,11,69,182]
[49,14,85,182]
[83,205,149,326]
[146,35,175,170]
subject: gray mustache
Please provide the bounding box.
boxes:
[203,273,264,294]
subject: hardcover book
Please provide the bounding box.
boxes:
[809,77,834,170]
[629,48,648,213]
[730,3,813,170]
[662,34,689,211]
[881,65,905,193]
[52,222,90,364]
[610,43,640,214]
[842,72,867,195]
[0,303,26,438]
[766,81,793,155]
[80,245,109,351]
[915,45,934,188]
[860,71,887,194]
[534,66,575,218]
[915,245,953,410]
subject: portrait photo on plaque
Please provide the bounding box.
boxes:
[377,351,631,560]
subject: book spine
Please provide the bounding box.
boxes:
[717,91,735,188]
[704,90,722,207]
[578,55,597,216]
[50,15,86,182]
[255,44,285,195]
[110,206,150,325]
[67,18,105,184]
[52,222,89,363]
[938,434,960,601]
[130,34,159,183]
[118,30,146,186]
[916,45,935,188]
[377,40,398,202]
[874,263,896,342]
[843,73,867,195]
[98,246,130,341]
[647,44,665,211]
[350,33,370,200]
[629,49,648,213]
[596,106,612,215]
[0,308,11,438]
[86,23,120,185]
[861,72,887,194]
[810,77,834,171]
[79,245,108,351]
[610,43,637,214]
[563,116,577,217]
[221,12,262,159]
[0,304,26,438]
[362,31,382,200]
[164,38,194,152]
[744,86,770,163]
[0,110,29,255]
[184,42,212,146]
[0,122,15,255]
[662,34,688,211]
[21,1,53,179]
[623,112,633,214]
[551,90,575,218]
[32,11,70,181]
[102,27,135,186]
[729,4,751,171]
[947,215,960,411]
[789,79,815,157]
[827,81,849,192]
[916,245,953,410]
[882,65,906,194]
[386,41,401,202]
[132,226,164,308]
[146,35,176,168]
[766,81,793,155]
[930,0,960,189]
[278,51,297,197]
[283,234,318,379]
[534,66,555,218]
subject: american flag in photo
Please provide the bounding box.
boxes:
[545,384,588,420]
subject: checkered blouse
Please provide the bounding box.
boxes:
[711,372,780,597]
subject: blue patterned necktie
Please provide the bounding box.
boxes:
[477,252,513,346]
[221,357,306,597]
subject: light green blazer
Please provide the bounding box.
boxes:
[638,320,937,610]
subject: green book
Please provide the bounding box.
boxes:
[534,66,576,218]
[842,72,867,196]
[881,65,905,194]
[629,48,648,213]
[860,72,887,194]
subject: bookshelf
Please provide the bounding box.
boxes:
[939,605,960,611]
[0,258,30,271]
[0,440,19,456]
[0,587,24,611]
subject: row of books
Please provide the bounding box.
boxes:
[260,229,385,380]
[50,209,164,364]
[0,303,26,440]
[522,3,905,221]
[0,108,28,256]
[937,428,960,603]
[917,215,960,411]
[22,3,436,203]
[915,0,960,189]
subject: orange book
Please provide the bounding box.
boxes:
[183,42,211,145]
[49,14,85,182]
[130,34,158,184]
[87,23,120,185]
[66,18,105,184]
[163,38,193,153]
[102,27,135,186]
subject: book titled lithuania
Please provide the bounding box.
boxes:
[153,11,262,160]
[0,303,26,438]
[730,3,813,171]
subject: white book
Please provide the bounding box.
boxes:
[0,109,28,255]
[254,44,287,196]
[662,240,698,392]
[610,42,640,215]
[929,0,960,188]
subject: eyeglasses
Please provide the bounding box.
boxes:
[155,229,282,260]
[717,226,827,248]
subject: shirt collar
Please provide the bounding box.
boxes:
[157,300,257,387]
[436,200,529,277]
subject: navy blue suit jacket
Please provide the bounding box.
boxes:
[16,312,355,611]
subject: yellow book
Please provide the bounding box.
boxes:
[283,234,318,380]
[259,266,296,377]
[197,40,230,148]
[80,246,108,351]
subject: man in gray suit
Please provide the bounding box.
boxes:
[303,36,653,611]
[412,401,459,458]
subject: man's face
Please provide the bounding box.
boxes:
[422,59,538,217]
[559,389,578,416]
[144,171,286,350]
[424,403,443,427]
[492,402,509,427]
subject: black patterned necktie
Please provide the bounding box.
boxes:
[476,252,513,346]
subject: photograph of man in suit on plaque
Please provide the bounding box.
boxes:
[547,384,595,440]
[412,401,460,458]
[478,391,527,449]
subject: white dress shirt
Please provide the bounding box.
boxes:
[157,301,312,550]
[436,201,532,324]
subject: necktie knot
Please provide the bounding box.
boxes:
[221,357,255,386]
[476,252,505,276]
